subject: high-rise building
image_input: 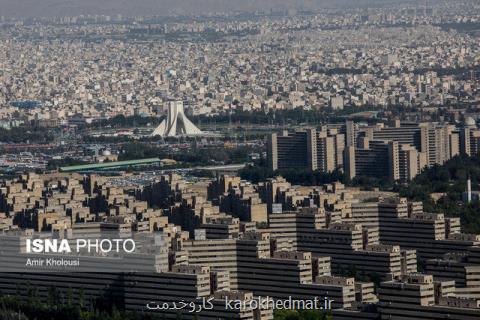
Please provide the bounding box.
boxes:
[399,144,427,181]
[344,138,399,181]
[267,131,310,171]
[368,122,456,166]
[317,128,345,172]
[345,120,356,147]
[460,125,480,156]
[268,121,460,181]
[267,128,344,172]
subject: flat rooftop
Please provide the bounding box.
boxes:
[60,158,161,172]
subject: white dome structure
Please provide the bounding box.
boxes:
[465,117,476,127]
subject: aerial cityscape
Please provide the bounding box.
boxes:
[0,0,479,319]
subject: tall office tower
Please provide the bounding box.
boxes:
[449,130,460,158]
[151,101,203,137]
[267,129,344,172]
[269,121,460,181]
[317,128,345,172]
[426,123,453,166]
[460,127,472,156]
[344,145,356,179]
[331,128,346,169]
[267,131,311,171]
[359,121,458,171]
[398,144,427,181]
[470,129,480,155]
[460,119,480,156]
[306,129,318,171]
[311,128,333,172]
[370,121,458,165]
[344,138,400,181]
[389,141,400,181]
[266,133,278,171]
[345,120,356,147]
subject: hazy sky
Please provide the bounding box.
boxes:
[0,0,412,18]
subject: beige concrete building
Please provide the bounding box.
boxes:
[379,274,480,319]
[267,128,344,172]
[0,172,479,319]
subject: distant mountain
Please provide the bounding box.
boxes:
[0,0,418,18]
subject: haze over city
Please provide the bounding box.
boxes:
[2,0,415,17]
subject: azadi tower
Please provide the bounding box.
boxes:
[151,101,203,137]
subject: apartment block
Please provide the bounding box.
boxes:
[267,128,344,172]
